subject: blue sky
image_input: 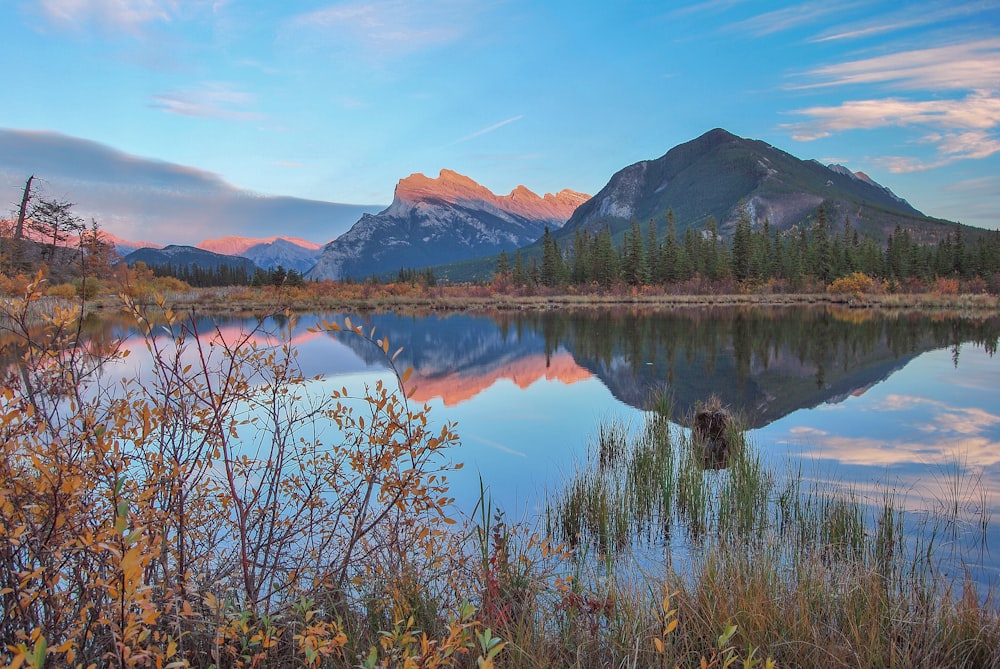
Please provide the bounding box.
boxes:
[1,0,999,244]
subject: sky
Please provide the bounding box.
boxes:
[1,0,999,245]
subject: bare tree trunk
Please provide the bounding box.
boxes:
[12,175,33,270]
[14,175,33,240]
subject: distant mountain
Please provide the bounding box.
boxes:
[123,245,257,273]
[197,235,322,273]
[561,128,957,243]
[196,235,318,256]
[306,170,589,281]
[94,231,160,256]
[241,238,323,274]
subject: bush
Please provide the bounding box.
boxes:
[73,275,102,298]
[0,281,492,668]
[932,276,960,295]
[45,281,77,298]
[826,271,876,295]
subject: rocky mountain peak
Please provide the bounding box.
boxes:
[389,169,587,223]
[394,169,492,205]
[306,169,587,281]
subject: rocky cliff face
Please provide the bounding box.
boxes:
[307,170,588,281]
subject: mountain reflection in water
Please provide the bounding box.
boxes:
[324,306,1000,429]
[34,304,999,585]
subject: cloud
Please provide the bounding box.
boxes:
[457,115,525,143]
[785,93,1000,171]
[150,83,263,121]
[810,2,999,43]
[727,0,863,37]
[283,0,475,60]
[794,39,1000,92]
[36,0,179,33]
[0,129,381,244]
[785,40,1000,171]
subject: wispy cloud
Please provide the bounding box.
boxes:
[727,0,864,37]
[457,115,524,143]
[785,39,1000,171]
[809,2,998,43]
[793,39,1000,91]
[36,0,179,33]
[150,83,263,121]
[283,0,476,60]
[664,0,753,20]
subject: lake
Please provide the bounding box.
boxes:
[101,304,1000,589]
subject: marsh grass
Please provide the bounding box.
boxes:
[537,394,1000,667]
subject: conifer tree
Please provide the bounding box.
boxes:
[495,249,510,279]
[732,205,752,282]
[661,209,680,284]
[570,229,591,284]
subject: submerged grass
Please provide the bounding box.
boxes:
[532,393,1000,668]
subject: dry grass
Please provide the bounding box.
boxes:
[86,282,1000,317]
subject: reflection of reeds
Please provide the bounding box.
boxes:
[541,393,1000,666]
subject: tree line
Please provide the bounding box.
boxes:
[142,262,305,288]
[497,205,1000,290]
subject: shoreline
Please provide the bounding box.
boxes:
[94,286,1000,316]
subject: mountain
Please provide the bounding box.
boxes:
[95,231,160,256]
[306,169,589,281]
[241,238,323,274]
[317,309,978,429]
[123,245,258,273]
[560,128,957,243]
[197,235,319,256]
[197,236,322,273]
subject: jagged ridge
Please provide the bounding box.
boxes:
[307,170,588,281]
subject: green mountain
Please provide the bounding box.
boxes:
[560,127,956,243]
[123,245,258,273]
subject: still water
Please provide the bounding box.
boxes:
[104,305,1000,585]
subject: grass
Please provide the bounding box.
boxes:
[533,394,1000,668]
[82,281,1000,317]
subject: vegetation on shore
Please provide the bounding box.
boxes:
[2,277,998,668]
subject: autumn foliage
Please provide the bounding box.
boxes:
[0,275,498,668]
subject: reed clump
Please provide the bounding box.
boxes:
[539,392,1000,668]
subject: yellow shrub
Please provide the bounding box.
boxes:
[827,272,876,295]
[46,282,78,298]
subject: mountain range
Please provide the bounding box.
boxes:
[56,128,977,279]
[320,309,954,430]
[305,170,588,281]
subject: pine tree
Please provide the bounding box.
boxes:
[623,219,646,285]
[645,218,659,284]
[661,209,680,284]
[593,226,617,286]
[513,249,526,286]
[731,205,752,282]
[570,229,591,284]
[810,203,834,283]
[495,249,510,279]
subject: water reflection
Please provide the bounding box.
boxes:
[325,306,1000,428]
[11,304,996,583]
